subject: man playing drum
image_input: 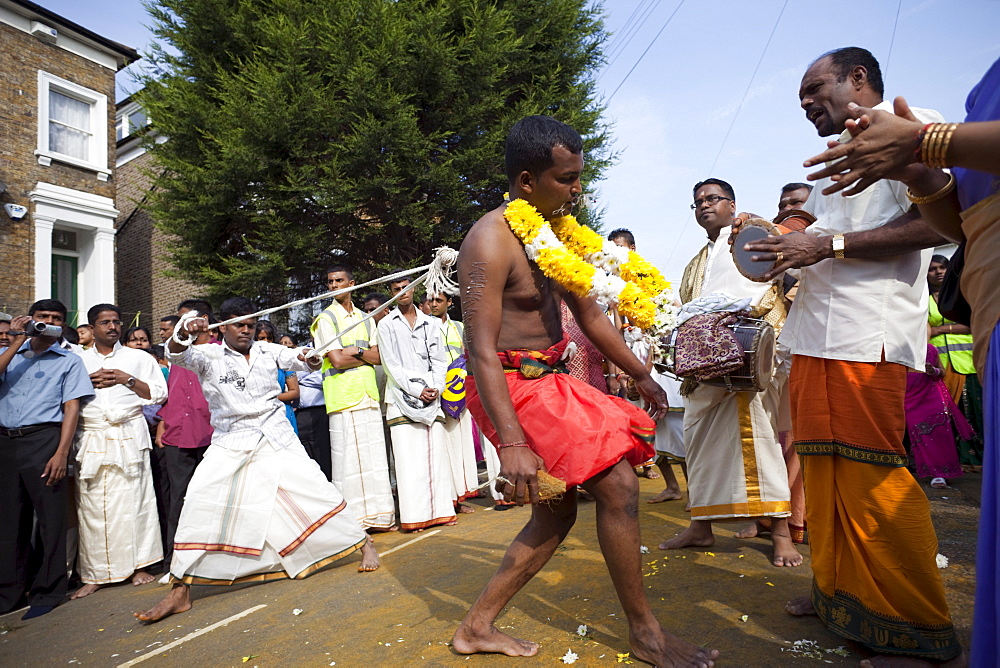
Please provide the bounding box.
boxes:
[659,178,802,568]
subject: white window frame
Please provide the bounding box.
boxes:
[36,71,110,180]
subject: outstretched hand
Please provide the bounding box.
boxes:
[803,97,930,196]
[634,375,669,421]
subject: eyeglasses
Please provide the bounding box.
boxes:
[691,195,732,209]
[96,319,123,327]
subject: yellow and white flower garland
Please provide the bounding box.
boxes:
[503,197,671,329]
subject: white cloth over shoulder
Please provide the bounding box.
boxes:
[675,293,752,327]
[377,309,448,426]
[780,101,943,371]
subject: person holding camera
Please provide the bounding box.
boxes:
[0,299,94,620]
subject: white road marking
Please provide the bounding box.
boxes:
[379,529,442,557]
[117,604,267,667]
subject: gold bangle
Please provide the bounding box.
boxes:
[906,172,956,204]
[924,123,958,168]
[920,124,941,165]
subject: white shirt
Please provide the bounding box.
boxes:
[700,228,779,306]
[79,343,168,422]
[167,340,311,450]
[779,101,943,371]
[376,308,447,425]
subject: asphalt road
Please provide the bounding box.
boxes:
[0,471,979,667]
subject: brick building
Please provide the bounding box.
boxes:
[0,0,137,324]
[115,99,207,329]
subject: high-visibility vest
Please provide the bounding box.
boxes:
[440,318,464,364]
[310,302,380,413]
[928,295,976,375]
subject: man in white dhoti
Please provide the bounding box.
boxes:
[135,297,377,622]
[427,292,479,514]
[71,305,168,599]
[377,277,456,532]
[659,179,802,567]
[311,266,395,531]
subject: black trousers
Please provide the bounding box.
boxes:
[162,444,208,566]
[296,405,332,481]
[148,444,171,561]
[0,426,68,611]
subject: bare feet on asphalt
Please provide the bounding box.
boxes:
[630,622,720,667]
[771,533,804,567]
[455,503,475,514]
[70,583,102,599]
[358,536,380,572]
[659,523,715,550]
[784,596,816,616]
[647,487,684,504]
[134,584,192,622]
[131,570,156,585]
[451,623,539,657]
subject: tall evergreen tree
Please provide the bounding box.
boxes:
[139,0,612,307]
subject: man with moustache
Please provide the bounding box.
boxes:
[661,178,801,568]
[744,47,961,663]
[0,300,93,619]
[71,304,167,599]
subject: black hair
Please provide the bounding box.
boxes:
[160,314,180,325]
[177,299,213,316]
[218,296,257,321]
[279,332,297,346]
[87,303,120,324]
[325,265,354,280]
[930,254,950,266]
[364,293,389,305]
[61,326,79,345]
[608,228,635,247]
[693,178,736,202]
[386,269,412,288]
[29,299,67,317]
[781,182,813,194]
[149,344,166,361]
[505,115,583,183]
[125,326,152,345]
[254,320,277,341]
[816,47,884,97]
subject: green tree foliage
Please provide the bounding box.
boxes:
[139,0,613,307]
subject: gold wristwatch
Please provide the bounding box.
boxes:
[832,234,846,259]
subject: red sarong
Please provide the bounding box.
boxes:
[467,337,655,487]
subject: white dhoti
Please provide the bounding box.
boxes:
[442,411,479,501]
[476,419,505,504]
[328,406,396,530]
[653,370,686,461]
[75,411,163,584]
[683,363,790,521]
[387,406,456,531]
[170,436,367,584]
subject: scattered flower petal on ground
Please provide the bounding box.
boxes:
[577,625,588,637]
[562,649,579,664]
[936,553,949,568]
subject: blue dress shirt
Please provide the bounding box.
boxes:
[0,341,94,428]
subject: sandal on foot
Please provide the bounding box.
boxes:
[930,477,947,489]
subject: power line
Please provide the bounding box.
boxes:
[603,0,664,73]
[661,0,789,268]
[604,0,653,57]
[883,0,903,80]
[606,0,686,102]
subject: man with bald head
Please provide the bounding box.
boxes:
[744,46,961,663]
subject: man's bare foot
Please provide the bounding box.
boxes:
[647,487,684,504]
[455,503,475,514]
[630,622,719,667]
[659,522,715,550]
[785,596,816,616]
[358,536,380,572]
[771,533,803,567]
[70,583,102,599]
[452,622,539,657]
[131,570,156,585]
[134,584,192,622]
[735,520,766,539]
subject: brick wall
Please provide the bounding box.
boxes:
[115,149,208,329]
[0,21,117,315]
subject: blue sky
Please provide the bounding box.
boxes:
[46,0,1000,281]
